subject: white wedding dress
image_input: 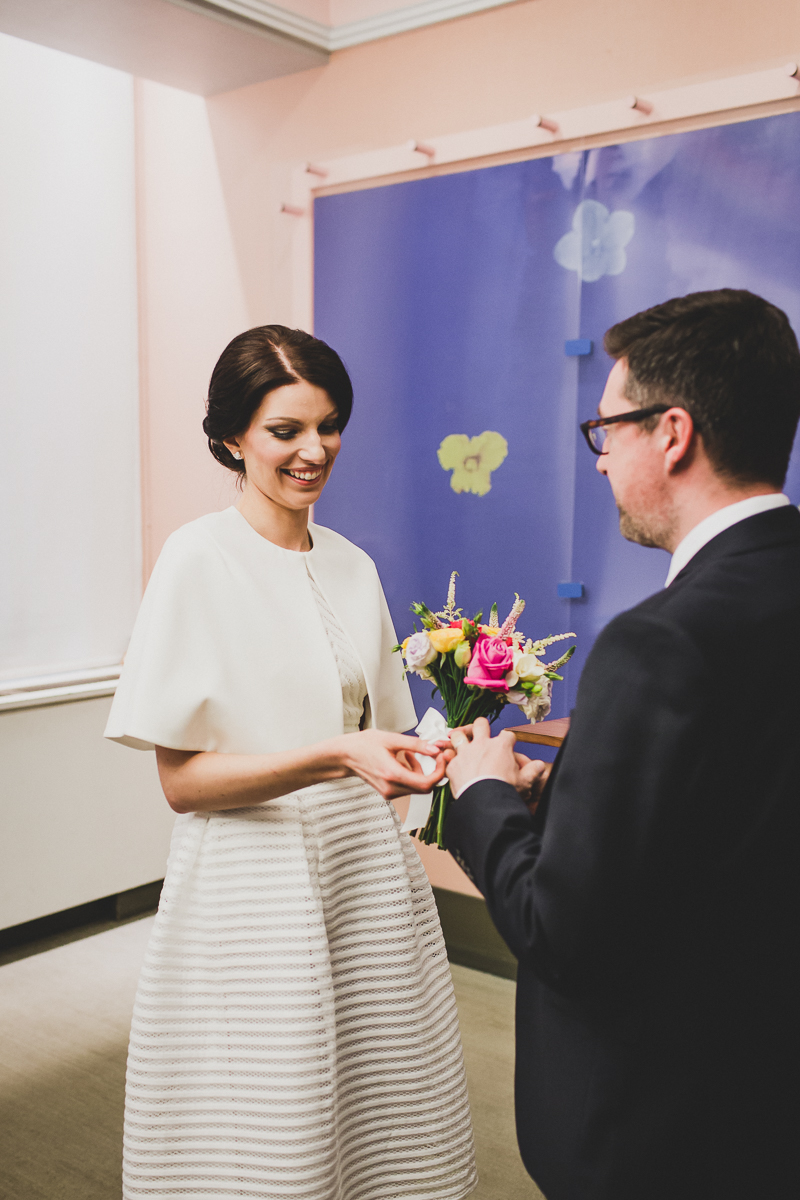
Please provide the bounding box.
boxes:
[119,557,477,1199]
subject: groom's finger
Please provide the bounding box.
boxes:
[471,717,491,740]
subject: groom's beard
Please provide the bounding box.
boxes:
[617,503,673,551]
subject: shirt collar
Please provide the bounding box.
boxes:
[665,494,791,587]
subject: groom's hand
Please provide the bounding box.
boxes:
[447,718,551,813]
[514,756,552,813]
[446,717,519,795]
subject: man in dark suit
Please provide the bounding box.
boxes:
[444,289,800,1200]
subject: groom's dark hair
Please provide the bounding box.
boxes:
[604,289,800,488]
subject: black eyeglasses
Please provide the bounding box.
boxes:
[580,405,673,455]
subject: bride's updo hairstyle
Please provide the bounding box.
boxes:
[203,324,354,478]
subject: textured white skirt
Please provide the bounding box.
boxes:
[123,778,477,1199]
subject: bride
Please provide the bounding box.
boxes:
[105,325,477,1200]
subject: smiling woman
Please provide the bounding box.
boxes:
[103,324,477,1200]
[202,327,354,550]
[223,378,342,544]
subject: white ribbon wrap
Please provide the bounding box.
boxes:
[401,707,449,833]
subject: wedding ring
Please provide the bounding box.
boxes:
[450,733,468,749]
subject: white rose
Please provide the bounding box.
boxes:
[404,631,438,674]
[506,650,546,688]
[516,652,546,680]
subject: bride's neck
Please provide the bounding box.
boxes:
[236,485,311,552]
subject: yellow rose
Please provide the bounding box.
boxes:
[428,627,465,654]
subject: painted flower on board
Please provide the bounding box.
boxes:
[553,199,635,283]
[437,431,509,496]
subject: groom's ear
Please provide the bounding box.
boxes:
[663,407,698,473]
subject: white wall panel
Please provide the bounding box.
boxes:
[0,698,173,930]
[0,32,140,684]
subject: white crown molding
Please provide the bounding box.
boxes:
[171,0,521,53]
[330,0,521,51]
[169,0,330,51]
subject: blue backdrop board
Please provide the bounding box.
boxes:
[314,113,800,724]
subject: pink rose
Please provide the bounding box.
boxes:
[464,634,514,692]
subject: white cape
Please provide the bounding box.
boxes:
[105,506,417,753]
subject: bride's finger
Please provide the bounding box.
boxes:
[395,748,425,773]
[386,756,445,796]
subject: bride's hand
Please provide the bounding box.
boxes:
[339,730,447,800]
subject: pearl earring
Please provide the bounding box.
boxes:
[232,451,243,460]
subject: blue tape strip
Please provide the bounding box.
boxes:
[557,582,585,599]
[564,339,593,357]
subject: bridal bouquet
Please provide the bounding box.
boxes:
[394,573,575,847]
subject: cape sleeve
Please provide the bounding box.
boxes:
[104,527,224,752]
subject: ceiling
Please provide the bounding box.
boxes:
[0,0,520,95]
[0,0,324,95]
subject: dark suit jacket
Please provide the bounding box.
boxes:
[445,506,800,1200]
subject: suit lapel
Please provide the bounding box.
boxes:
[670,504,800,587]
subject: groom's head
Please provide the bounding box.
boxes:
[596,289,800,550]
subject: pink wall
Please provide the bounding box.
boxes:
[204,0,800,326]
[135,78,246,578]
[137,0,800,892]
[142,0,800,565]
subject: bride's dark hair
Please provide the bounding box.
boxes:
[203,325,354,477]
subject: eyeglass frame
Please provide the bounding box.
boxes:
[579,404,698,455]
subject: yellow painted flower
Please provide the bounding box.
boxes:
[429,626,465,653]
[437,431,509,496]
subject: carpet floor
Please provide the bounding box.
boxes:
[0,914,543,1200]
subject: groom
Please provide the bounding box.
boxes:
[444,290,800,1200]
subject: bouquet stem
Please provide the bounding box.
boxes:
[416,782,452,847]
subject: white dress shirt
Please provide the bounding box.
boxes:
[664,493,791,586]
[453,492,793,802]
